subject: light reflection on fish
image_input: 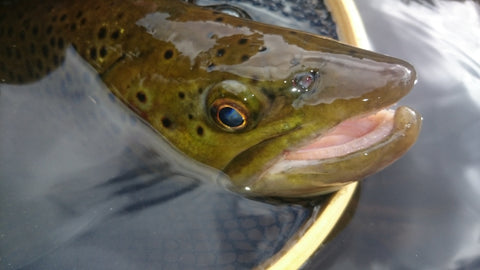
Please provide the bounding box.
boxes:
[0,0,421,198]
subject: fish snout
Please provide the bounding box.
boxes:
[292,53,417,110]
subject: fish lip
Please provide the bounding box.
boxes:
[248,105,422,197]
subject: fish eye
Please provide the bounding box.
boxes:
[210,99,248,130]
[206,80,267,132]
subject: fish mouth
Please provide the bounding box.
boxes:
[250,105,422,197]
[285,109,396,161]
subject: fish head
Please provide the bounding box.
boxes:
[208,36,421,198]
[103,5,421,198]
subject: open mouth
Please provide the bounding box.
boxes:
[266,107,402,174]
[286,109,394,160]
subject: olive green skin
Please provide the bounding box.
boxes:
[0,0,421,198]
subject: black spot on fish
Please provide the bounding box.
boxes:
[188,114,193,120]
[164,49,173,60]
[60,14,67,22]
[136,91,146,103]
[72,43,77,51]
[289,31,297,35]
[26,62,34,77]
[46,25,53,35]
[36,59,43,71]
[197,126,204,136]
[17,74,24,83]
[89,47,97,60]
[76,11,83,19]
[213,11,221,15]
[32,25,38,36]
[50,37,56,47]
[80,18,86,25]
[241,55,250,62]
[162,117,172,128]
[51,15,57,22]
[261,87,276,101]
[53,54,60,65]
[15,49,21,60]
[259,46,267,52]
[99,46,107,58]
[70,23,77,31]
[117,12,124,20]
[238,38,248,45]
[198,87,203,94]
[111,30,120,40]
[7,26,13,38]
[22,19,31,29]
[42,44,49,58]
[215,17,224,22]
[216,48,225,57]
[178,92,185,99]
[5,47,12,58]
[57,38,64,49]
[98,27,107,39]
[19,30,25,41]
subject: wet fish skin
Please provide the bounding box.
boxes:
[0,0,421,197]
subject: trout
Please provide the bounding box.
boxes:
[0,0,421,197]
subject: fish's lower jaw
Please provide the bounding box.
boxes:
[247,106,422,198]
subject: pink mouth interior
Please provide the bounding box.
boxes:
[285,109,395,160]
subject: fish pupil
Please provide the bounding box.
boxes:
[219,106,244,128]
